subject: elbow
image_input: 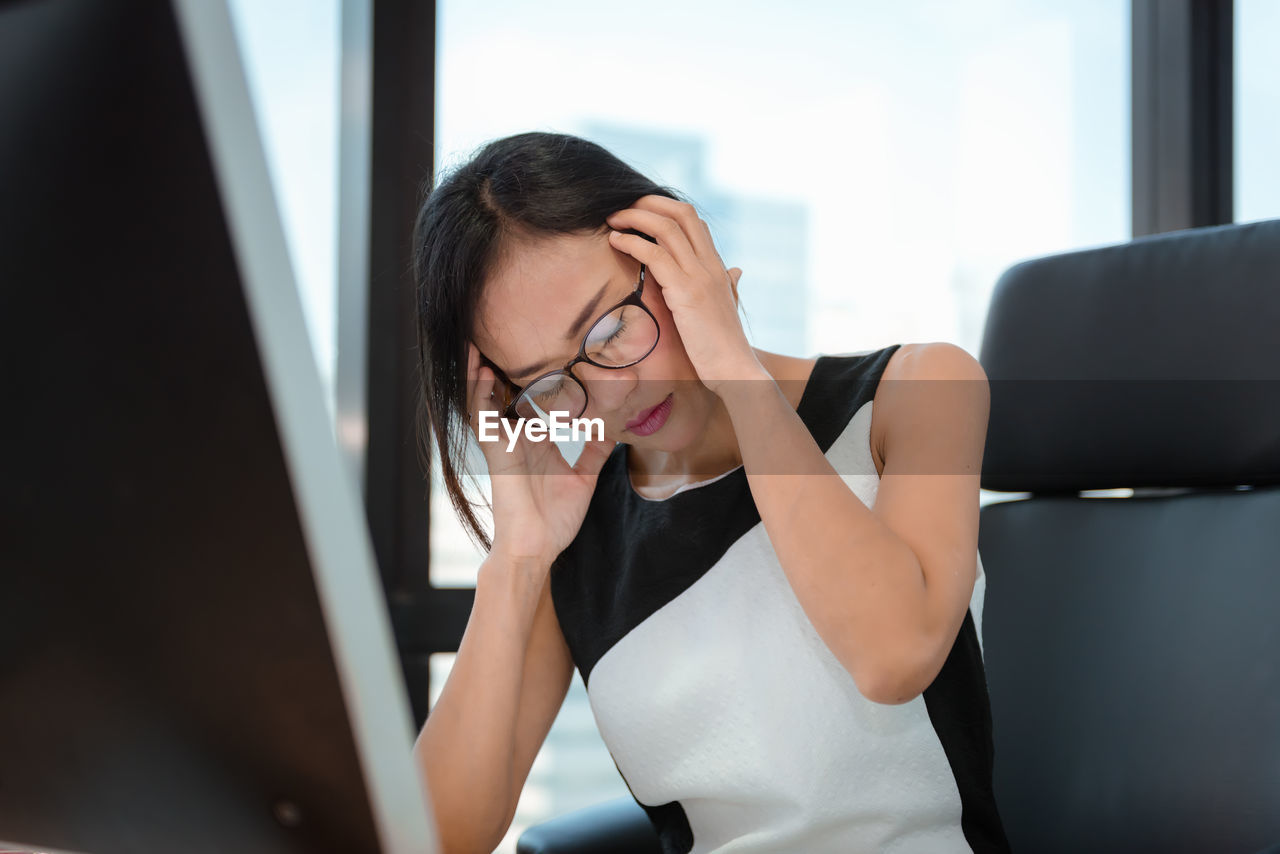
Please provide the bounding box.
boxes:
[849,644,940,706]
[854,668,926,706]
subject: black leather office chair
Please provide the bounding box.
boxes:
[977,217,1280,853]
[517,218,1280,854]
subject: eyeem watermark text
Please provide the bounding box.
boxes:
[477,411,604,451]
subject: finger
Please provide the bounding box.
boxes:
[463,368,529,479]
[468,344,502,407]
[467,343,504,397]
[465,343,487,420]
[465,342,476,401]
[465,361,501,449]
[465,349,485,410]
[489,414,571,479]
[605,207,699,272]
[518,430,565,475]
[727,267,742,304]
[571,436,617,480]
[622,196,722,269]
[466,340,485,385]
[607,231,686,301]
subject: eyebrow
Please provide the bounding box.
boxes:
[506,279,614,381]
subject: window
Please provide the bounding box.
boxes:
[1236,0,1280,223]
[227,0,341,417]
[431,2,1129,850]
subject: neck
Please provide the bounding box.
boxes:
[627,387,743,489]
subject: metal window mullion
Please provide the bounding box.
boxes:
[1132,0,1233,236]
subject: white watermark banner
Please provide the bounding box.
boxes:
[476,410,605,451]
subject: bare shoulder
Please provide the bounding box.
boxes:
[880,341,985,382]
[872,342,988,475]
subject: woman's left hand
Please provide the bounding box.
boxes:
[606,195,767,395]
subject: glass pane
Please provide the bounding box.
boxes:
[226,0,340,418]
[428,441,489,587]
[432,2,1129,849]
[1236,0,1280,223]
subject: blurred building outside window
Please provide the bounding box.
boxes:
[432,2,1130,850]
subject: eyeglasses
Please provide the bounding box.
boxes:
[482,262,659,421]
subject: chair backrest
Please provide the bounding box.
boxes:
[976,219,1280,854]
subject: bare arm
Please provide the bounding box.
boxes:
[413,549,574,854]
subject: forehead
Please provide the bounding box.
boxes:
[474,230,627,371]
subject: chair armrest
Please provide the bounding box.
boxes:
[516,795,661,854]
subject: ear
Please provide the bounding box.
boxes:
[728,267,743,306]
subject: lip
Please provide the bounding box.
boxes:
[626,393,674,436]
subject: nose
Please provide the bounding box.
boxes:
[576,362,639,418]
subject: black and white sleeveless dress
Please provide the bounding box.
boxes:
[549,344,1011,854]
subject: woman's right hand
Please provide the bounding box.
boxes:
[465,341,615,571]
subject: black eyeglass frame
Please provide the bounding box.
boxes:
[481,261,657,420]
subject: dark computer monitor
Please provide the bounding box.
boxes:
[0,0,437,851]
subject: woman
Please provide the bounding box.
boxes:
[412,131,1010,853]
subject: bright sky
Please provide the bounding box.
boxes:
[226,0,1275,398]
[221,5,1278,849]
[434,0,1130,357]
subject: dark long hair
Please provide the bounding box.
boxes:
[411,131,688,552]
